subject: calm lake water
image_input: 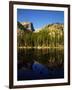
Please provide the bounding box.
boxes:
[17,48,64,80]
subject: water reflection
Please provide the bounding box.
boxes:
[17,48,64,80]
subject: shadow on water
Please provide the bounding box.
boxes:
[17,48,64,80]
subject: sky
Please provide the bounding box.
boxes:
[17,9,64,30]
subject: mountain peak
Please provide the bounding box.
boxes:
[17,21,35,32]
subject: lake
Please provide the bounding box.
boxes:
[17,48,64,80]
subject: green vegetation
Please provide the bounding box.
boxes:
[17,23,64,48]
[17,23,64,69]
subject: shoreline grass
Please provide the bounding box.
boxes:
[18,46,64,49]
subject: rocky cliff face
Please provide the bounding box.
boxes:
[17,21,35,32]
[21,22,35,31]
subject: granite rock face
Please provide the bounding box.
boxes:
[17,21,35,32]
[21,22,35,31]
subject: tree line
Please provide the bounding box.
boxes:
[17,26,64,48]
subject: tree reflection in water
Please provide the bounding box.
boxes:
[17,48,64,80]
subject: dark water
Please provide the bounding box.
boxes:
[17,48,64,80]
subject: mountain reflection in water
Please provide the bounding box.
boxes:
[17,48,64,80]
